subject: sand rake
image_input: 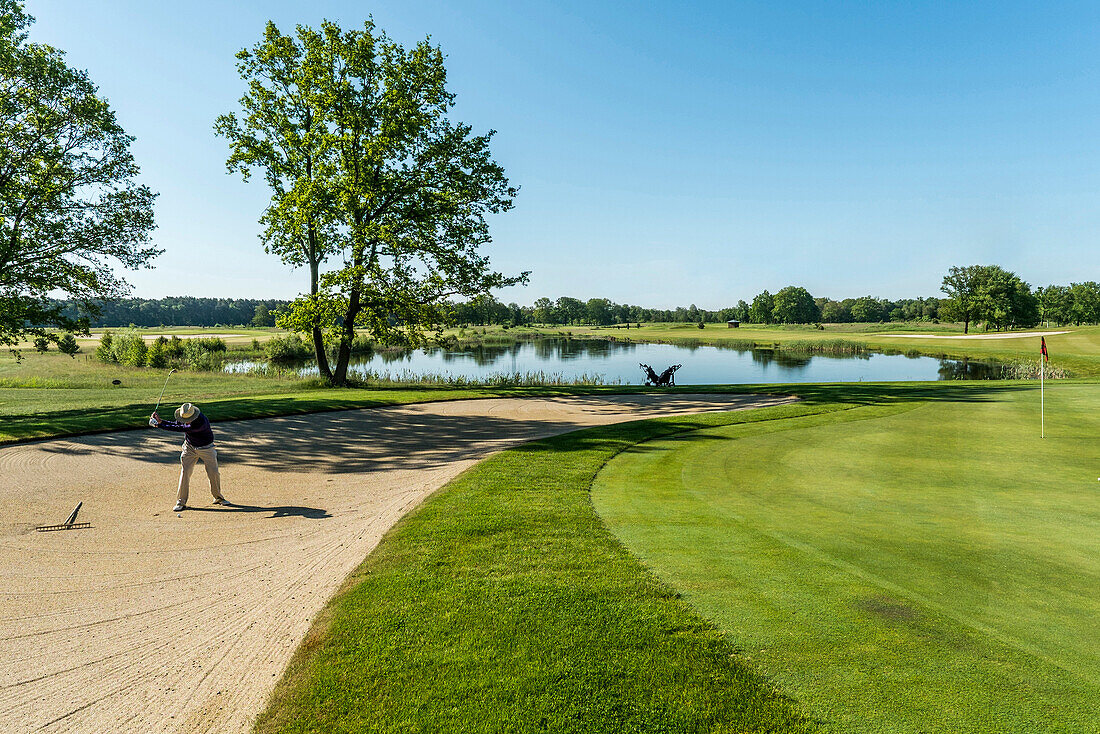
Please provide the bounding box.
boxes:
[36,501,91,532]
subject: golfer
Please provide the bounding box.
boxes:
[150,403,228,512]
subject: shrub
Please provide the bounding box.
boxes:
[188,336,227,354]
[349,334,374,355]
[57,333,80,356]
[146,337,168,368]
[188,350,225,371]
[95,331,116,362]
[182,336,225,363]
[265,334,313,364]
[166,336,185,360]
[117,332,148,366]
[34,336,50,353]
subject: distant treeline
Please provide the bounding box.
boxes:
[54,297,287,328]
[455,285,1097,328]
[48,276,1100,331]
[451,294,946,328]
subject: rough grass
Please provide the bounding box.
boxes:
[594,382,1100,733]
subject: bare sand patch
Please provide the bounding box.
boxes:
[881,330,1069,340]
[0,393,790,733]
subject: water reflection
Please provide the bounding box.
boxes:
[937,358,999,380]
[225,337,1004,385]
[749,349,816,370]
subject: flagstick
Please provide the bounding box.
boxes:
[1040,355,1045,439]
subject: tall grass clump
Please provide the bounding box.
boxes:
[349,334,376,355]
[779,339,867,356]
[998,360,1071,379]
[350,369,615,387]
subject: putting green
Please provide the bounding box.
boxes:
[593,384,1100,732]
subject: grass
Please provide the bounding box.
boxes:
[593,382,1100,732]
[11,331,1097,729]
[254,398,844,734]
[251,381,1081,732]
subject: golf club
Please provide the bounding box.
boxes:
[153,368,177,414]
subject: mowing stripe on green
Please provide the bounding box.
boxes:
[594,383,1100,733]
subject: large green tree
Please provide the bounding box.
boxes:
[217,19,525,385]
[979,267,1038,330]
[214,22,339,378]
[0,0,158,352]
[1037,285,1072,325]
[939,265,987,333]
[771,285,820,324]
[940,264,1037,332]
[1068,281,1100,325]
[748,290,774,324]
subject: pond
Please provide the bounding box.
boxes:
[225,338,1002,384]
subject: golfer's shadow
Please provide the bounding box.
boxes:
[188,503,330,519]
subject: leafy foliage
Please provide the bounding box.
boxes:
[940,265,1038,333]
[94,331,226,369]
[217,19,526,385]
[1038,282,1100,326]
[0,0,158,353]
[772,285,820,324]
[56,332,78,356]
[264,333,313,364]
[749,289,775,324]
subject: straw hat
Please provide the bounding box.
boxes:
[174,403,200,423]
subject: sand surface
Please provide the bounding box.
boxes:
[0,394,788,733]
[881,330,1069,340]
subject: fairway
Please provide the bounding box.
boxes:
[593,383,1100,732]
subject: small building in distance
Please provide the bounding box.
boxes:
[727,320,740,328]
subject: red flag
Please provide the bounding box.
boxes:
[1041,336,1049,362]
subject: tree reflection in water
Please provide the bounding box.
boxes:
[224,337,1007,384]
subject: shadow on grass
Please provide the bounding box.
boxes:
[782,380,1028,406]
[502,381,1029,461]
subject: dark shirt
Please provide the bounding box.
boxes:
[157,413,215,447]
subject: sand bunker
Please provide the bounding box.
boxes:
[0,394,790,733]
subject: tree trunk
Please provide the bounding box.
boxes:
[963,317,969,334]
[307,228,333,382]
[332,287,361,386]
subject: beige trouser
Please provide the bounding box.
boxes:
[177,442,223,504]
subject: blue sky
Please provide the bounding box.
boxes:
[24,0,1100,308]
